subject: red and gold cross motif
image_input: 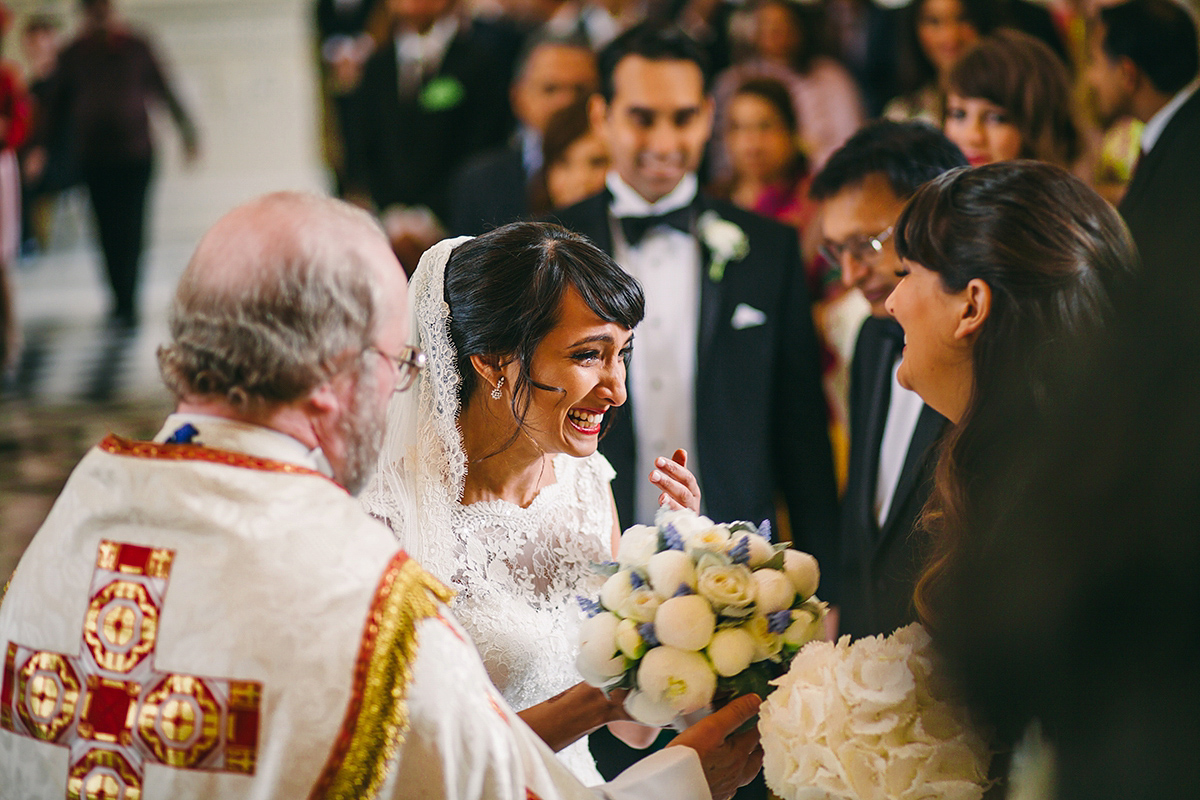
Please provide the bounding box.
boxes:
[1,541,263,798]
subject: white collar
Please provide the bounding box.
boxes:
[394,15,460,66]
[1141,80,1199,154]
[154,413,335,479]
[606,171,698,217]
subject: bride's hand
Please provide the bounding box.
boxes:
[650,449,701,513]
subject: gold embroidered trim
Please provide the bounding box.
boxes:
[98,435,343,491]
[0,572,11,609]
[309,552,453,800]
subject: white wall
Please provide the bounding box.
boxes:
[7,0,328,245]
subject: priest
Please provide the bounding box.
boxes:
[0,192,762,800]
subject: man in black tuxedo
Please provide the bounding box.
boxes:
[1087,0,1199,279]
[449,35,597,235]
[809,121,966,640]
[553,22,837,558]
[551,26,837,794]
[350,0,514,225]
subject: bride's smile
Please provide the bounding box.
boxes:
[516,286,633,458]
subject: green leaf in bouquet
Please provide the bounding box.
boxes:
[727,521,758,535]
[591,560,621,577]
[759,550,787,571]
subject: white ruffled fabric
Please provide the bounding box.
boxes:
[361,237,616,784]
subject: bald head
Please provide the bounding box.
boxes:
[159,192,407,410]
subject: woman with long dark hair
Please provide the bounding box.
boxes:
[362,222,694,782]
[883,161,1138,625]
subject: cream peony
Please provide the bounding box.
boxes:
[632,645,717,721]
[782,607,823,648]
[618,587,663,624]
[730,532,776,568]
[615,617,647,659]
[752,569,796,614]
[600,569,635,612]
[654,595,716,651]
[696,562,756,615]
[783,549,820,599]
[646,550,697,596]
[707,627,756,677]
[760,623,992,800]
[685,525,732,556]
[744,614,784,662]
[576,612,625,687]
[656,508,718,542]
[617,524,661,568]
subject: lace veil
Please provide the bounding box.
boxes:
[361,236,474,567]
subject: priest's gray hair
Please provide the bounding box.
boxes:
[158,191,389,410]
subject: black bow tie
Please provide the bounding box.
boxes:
[618,206,693,246]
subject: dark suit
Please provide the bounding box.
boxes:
[449,142,529,235]
[839,316,946,640]
[551,191,839,569]
[1119,86,1200,281]
[556,187,837,800]
[352,23,512,222]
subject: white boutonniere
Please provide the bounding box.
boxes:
[697,211,750,283]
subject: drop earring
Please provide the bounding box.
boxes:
[491,376,505,400]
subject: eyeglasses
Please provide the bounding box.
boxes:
[818,226,895,268]
[367,344,426,392]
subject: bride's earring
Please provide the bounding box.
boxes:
[491,376,505,400]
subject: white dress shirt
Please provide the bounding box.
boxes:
[608,172,702,525]
[394,15,460,94]
[874,359,924,526]
[1141,80,1200,155]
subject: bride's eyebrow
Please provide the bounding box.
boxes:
[567,334,615,347]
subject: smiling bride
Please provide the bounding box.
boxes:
[361,222,700,783]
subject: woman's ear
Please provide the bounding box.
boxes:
[954,278,992,340]
[463,355,501,388]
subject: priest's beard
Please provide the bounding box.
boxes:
[338,367,388,496]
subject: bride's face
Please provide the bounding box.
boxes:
[506,286,633,458]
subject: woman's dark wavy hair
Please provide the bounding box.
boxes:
[894,161,1139,626]
[445,222,645,454]
[947,29,1082,167]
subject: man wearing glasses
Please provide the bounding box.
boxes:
[0,192,762,799]
[809,121,967,640]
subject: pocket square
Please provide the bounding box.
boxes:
[731,303,767,330]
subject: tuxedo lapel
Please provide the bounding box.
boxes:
[1120,87,1200,220]
[879,404,945,539]
[695,196,725,360]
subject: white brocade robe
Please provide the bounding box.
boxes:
[0,419,708,800]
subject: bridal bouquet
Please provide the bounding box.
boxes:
[575,508,827,726]
[760,624,992,800]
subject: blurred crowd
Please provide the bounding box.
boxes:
[309,0,1191,483]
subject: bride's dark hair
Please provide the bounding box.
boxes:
[445,221,645,445]
[895,161,1138,626]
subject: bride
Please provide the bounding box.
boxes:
[362,222,699,783]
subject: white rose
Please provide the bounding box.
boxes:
[600,570,635,612]
[744,614,784,662]
[782,608,823,648]
[656,508,719,542]
[684,524,731,556]
[615,617,646,659]
[646,550,697,596]
[707,627,756,676]
[730,532,776,568]
[783,549,820,599]
[752,569,795,614]
[618,588,663,623]
[617,524,660,569]
[634,645,716,718]
[654,595,716,651]
[696,562,756,614]
[576,611,625,687]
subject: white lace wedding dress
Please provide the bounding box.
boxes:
[361,236,614,785]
